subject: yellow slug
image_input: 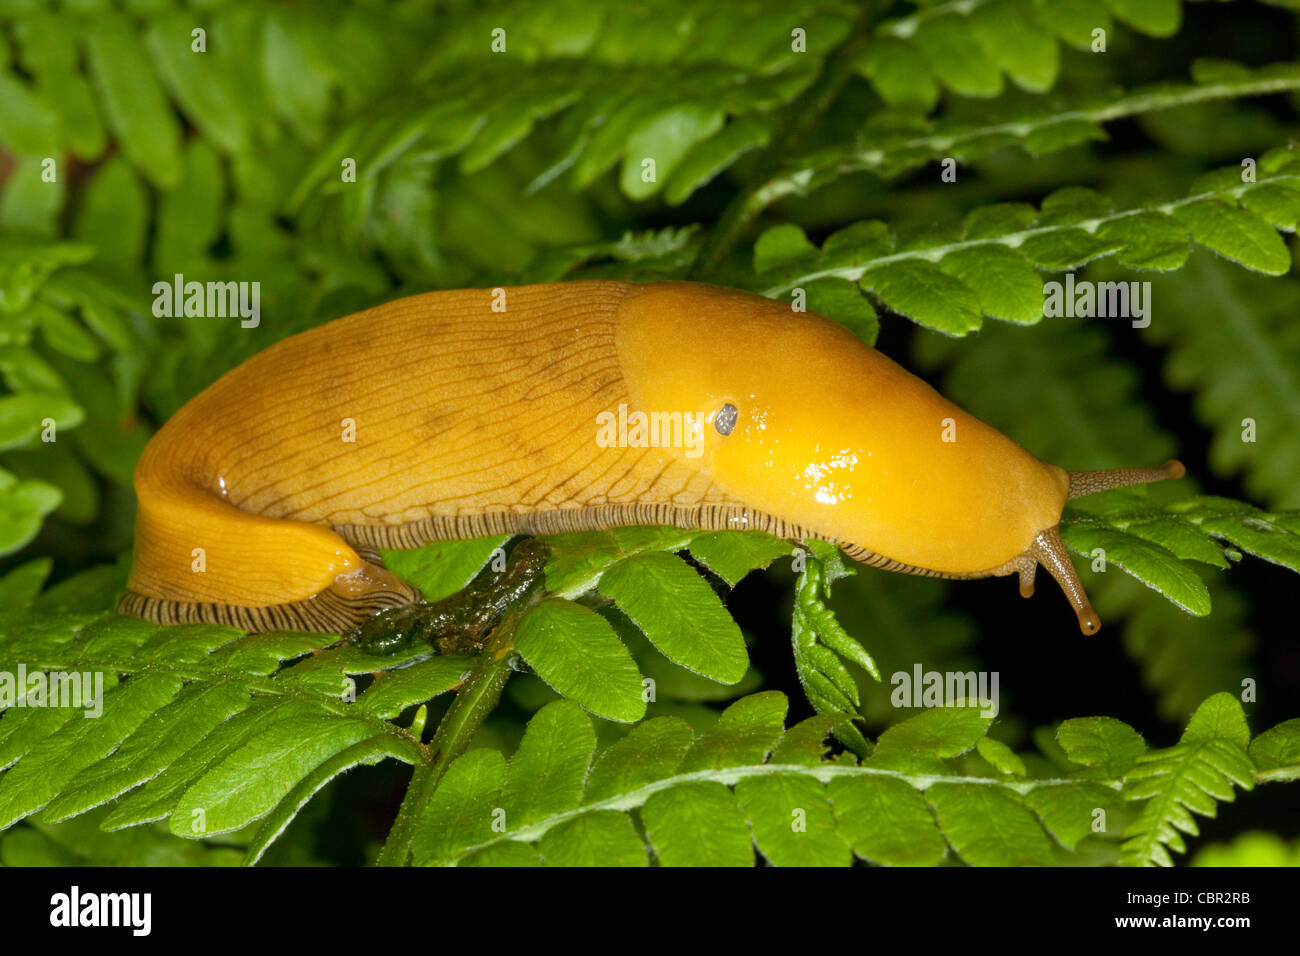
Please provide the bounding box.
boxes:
[119,281,1184,634]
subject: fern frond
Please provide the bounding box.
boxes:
[1061,488,1300,614]
[498,526,784,718]
[861,0,1198,107]
[1120,693,1256,866]
[754,149,1300,335]
[411,692,1128,866]
[0,467,61,557]
[413,688,1300,867]
[791,541,879,754]
[1249,718,1300,784]
[289,0,861,222]
[0,234,153,539]
[4,565,1295,867]
[768,61,1300,202]
[0,564,435,851]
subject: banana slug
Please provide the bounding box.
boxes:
[119,281,1185,635]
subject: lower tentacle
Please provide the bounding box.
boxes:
[1026,526,1100,635]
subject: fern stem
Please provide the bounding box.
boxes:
[691,2,886,278]
[375,653,513,866]
[773,72,1300,206]
[375,579,545,866]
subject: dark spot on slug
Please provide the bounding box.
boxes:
[715,403,738,436]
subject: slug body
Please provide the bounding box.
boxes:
[121,281,1183,634]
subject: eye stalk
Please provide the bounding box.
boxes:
[713,402,738,436]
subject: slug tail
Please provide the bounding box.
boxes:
[1066,459,1185,501]
[1028,526,1101,635]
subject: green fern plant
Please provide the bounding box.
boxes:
[2,0,1299,867]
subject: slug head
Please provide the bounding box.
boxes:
[614,282,1186,634]
[616,283,1068,571]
